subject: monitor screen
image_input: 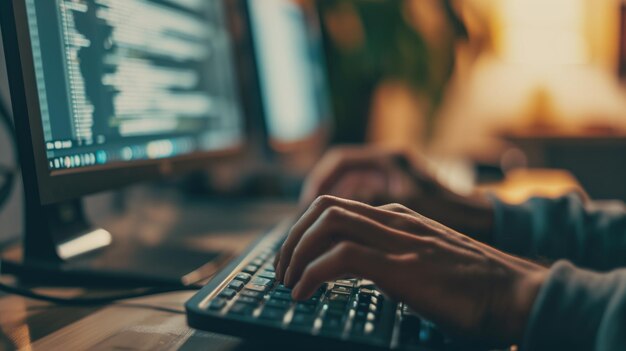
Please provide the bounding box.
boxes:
[23,0,244,172]
[248,0,329,146]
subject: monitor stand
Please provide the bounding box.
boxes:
[4,198,231,288]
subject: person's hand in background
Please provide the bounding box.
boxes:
[301,146,495,242]
[276,195,547,345]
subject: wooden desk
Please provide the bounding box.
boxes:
[0,198,297,351]
[0,170,582,351]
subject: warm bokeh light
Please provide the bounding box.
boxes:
[429,0,626,159]
[499,0,588,65]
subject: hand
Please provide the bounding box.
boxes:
[275,196,548,345]
[301,146,495,242]
[301,146,438,206]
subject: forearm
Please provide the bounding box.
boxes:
[491,193,626,271]
[523,261,626,350]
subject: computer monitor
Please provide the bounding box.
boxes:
[245,0,331,154]
[1,0,245,285]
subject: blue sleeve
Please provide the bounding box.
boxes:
[523,261,626,350]
[492,193,626,271]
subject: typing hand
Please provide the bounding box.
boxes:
[275,196,548,345]
[300,146,431,206]
[300,146,495,242]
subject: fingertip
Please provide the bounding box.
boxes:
[284,266,294,287]
[291,283,302,300]
[291,282,312,301]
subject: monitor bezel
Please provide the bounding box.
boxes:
[241,0,333,156]
[2,0,246,206]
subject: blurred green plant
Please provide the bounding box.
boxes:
[318,0,466,144]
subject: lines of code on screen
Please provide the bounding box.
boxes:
[25,0,243,170]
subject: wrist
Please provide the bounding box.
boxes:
[490,262,548,345]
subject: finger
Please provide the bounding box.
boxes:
[291,242,395,300]
[275,196,428,281]
[284,206,423,287]
[378,203,420,216]
[300,148,397,205]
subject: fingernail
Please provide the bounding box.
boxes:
[284,267,293,287]
[275,265,282,282]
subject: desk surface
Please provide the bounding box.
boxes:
[0,197,297,351]
[0,171,582,351]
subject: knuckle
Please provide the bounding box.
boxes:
[335,241,357,258]
[313,194,338,209]
[321,206,346,222]
[388,203,410,213]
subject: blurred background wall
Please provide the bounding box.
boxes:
[319,0,626,200]
[321,0,626,151]
[431,0,626,157]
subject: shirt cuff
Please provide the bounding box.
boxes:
[490,196,536,256]
[522,261,619,350]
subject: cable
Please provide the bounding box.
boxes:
[0,280,199,306]
[26,301,186,315]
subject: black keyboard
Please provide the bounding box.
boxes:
[186,224,451,350]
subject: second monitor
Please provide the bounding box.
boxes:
[245,0,332,153]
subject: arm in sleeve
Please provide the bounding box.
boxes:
[492,193,626,271]
[523,261,626,350]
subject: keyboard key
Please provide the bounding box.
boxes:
[208,298,226,310]
[259,307,286,321]
[327,293,350,303]
[220,288,237,300]
[258,271,276,280]
[300,296,320,306]
[265,299,291,309]
[321,314,344,335]
[251,258,264,266]
[290,313,315,327]
[229,280,245,291]
[351,319,366,336]
[359,288,379,297]
[356,301,377,313]
[334,279,355,288]
[294,303,316,313]
[229,303,254,316]
[246,284,270,293]
[275,284,291,292]
[263,265,275,273]
[327,293,350,311]
[241,289,264,300]
[269,291,292,301]
[355,309,368,320]
[234,273,252,283]
[331,286,352,295]
[242,265,259,274]
[251,277,273,286]
[327,301,348,312]
[237,296,260,305]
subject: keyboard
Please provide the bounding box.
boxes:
[186,222,453,350]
